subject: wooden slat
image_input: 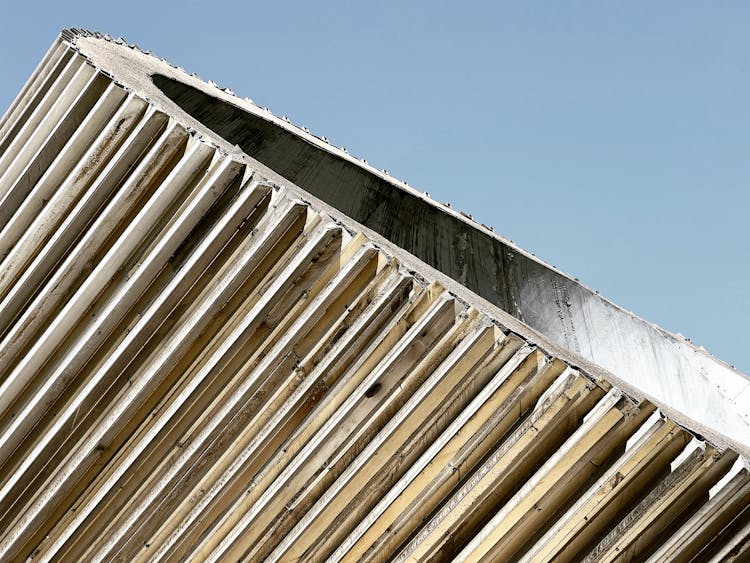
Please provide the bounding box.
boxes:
[0,38,744,563]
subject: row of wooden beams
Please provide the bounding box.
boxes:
[0,42,745,562]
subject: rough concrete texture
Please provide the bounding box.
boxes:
[54,32,750,454]
[1,30,749,560]
[55,30,750,451]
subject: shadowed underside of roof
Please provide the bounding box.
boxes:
[0,31,748,562]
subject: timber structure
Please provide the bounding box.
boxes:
[0,29,747,561]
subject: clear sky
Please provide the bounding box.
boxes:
[1,2,748,374]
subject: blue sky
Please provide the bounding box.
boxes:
[1,2,748,373]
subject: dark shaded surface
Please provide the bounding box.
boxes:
[153,73,523,316]
[150,72,750,453]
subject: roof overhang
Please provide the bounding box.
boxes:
[48,29,750,453]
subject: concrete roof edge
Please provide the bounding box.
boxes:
[57,28,750,452]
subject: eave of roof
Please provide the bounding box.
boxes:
[36,29,750,454]
[0,31,748,560]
